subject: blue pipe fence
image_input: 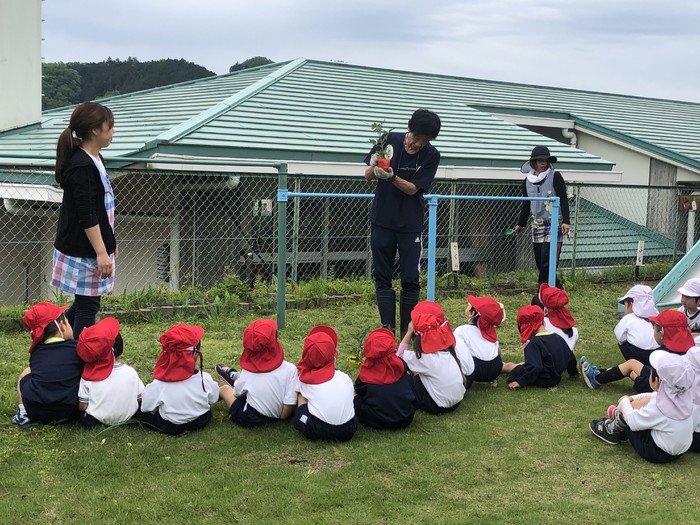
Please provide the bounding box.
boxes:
[276,188,559,328]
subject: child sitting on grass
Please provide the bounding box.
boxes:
[295,325,358,442]
[589,351,694,463]
[581,309,694,393]
[677,278,700,339]
[453,295,505,385]
[354,327,416,430]
[399,301,472,413]
[614,285,660,364]
[502,305,578,390]
[216,319,298,427]
[13,302,83,427]
[537,283,579,352]
[683,347,700,452]
[77,317,144,428]
[141,324,219,435]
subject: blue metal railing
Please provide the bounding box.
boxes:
[276,189,560,327]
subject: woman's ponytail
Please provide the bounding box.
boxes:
[54,127,80,185]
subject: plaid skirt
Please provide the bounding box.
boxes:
[531,218,563,243]
[51,248,115,297]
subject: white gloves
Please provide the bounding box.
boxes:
[373,167,394,180]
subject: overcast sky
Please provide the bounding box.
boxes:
[42,0,700,103]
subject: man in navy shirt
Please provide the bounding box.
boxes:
[364,109,441,337]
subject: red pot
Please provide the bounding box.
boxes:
[377,158,391,170]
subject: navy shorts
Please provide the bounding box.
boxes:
[79,410,140,429]
[410,375,461,415]
[624,427,681,464]
[472,356,503,383]
[142,409,212,436]
[633,365,653,393]
[618,342,652,366]
[229,396,278,428]
[690,431,700,453]
[293,404,358,442]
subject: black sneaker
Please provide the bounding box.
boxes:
[216,364,239,388]
[589,418,622,445]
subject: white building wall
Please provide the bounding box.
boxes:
[0,0,42,132]
[576,130,651,226]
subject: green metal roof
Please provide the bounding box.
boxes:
[560,198,677,266]
[2,58,699,173]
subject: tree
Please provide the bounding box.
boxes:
[229,56,274,72]
[42,63,81,110]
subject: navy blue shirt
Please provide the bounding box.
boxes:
[507,333,577,388]
[20,339,84,405]
[354,374,416,429]
[365,132,440,233]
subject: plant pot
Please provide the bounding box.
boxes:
[377,158,391,170]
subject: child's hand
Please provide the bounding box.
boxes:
[630,397,651,410]
[508,381,521,390]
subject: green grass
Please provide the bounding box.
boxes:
[1,282,698,524]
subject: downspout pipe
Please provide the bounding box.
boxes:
[562,128,577,148]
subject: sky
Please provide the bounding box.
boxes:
[41,0,700,103]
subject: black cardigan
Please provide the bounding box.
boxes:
[516,171,570,228]
[54,148,116,258]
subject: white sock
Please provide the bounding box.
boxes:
[18,403,27,417]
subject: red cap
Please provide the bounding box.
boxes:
[411,301,456,353]
[23,302,69,353]
[648,310,695,353]
[77,317,120,381]
[517,305,545,344]
[297,326,338,384]
[240,319,284,373]
[538,283,576,329]
[468,295,504,343]
[153,324,205,381]
[307,325,338,347]
[358,327,405,384]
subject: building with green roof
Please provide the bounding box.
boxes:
[1,53,699,303]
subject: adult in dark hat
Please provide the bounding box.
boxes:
[512,145,570,287]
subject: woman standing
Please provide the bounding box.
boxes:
[52,102,116,338]
[514,145,570,287]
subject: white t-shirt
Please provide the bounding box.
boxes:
[614,314,659,350]
[403,349,468,408]
[619,393,693,456]
[234,361,299,419]
[298,370,355,425]
[543,318,579,351]
[78,363,145,426]
[141,372,219,424]
[693,405,700,434]
[453,324,498,362]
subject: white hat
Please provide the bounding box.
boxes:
[649,350,695,420]
[619,285,659,318]
[677,278,700,298]
[684,347,700,405]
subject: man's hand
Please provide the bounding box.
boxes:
[373,167,394,180]
[508,381,521,390]
[369,153,379,167]
[514,225,523,236]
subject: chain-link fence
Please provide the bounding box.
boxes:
[0,166,697,306]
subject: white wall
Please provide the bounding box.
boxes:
[0,0,42,132]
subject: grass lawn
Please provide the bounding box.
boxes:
[1,281,698,524]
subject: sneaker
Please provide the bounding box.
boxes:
[12,410,31,429]
[580,356,602,390]
[216,364,239,388]
[589,418,621,445]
